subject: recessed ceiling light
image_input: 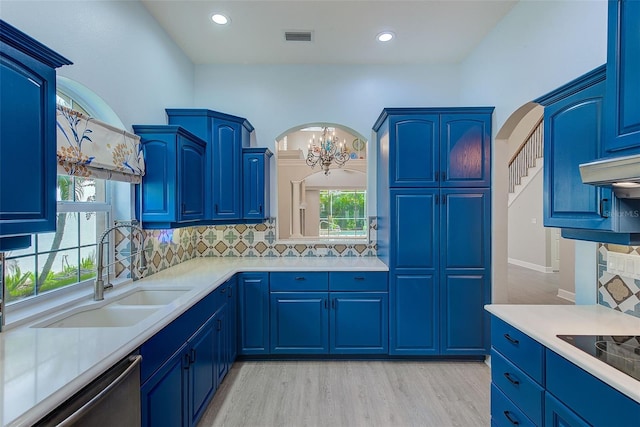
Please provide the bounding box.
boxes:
[211,14,229,25]
[377,31,395,42]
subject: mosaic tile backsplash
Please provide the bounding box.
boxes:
[597,243,640,318]
[115,218,378,280]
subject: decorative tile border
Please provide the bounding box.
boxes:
[597,243,640,318]
[116,217,377,279]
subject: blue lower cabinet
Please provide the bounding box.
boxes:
[270,292,329,354]
[225,277,238,365]
[491,384,536,427]
[188,316,217,426]
[329,292,388,354]
[238,273,270,355]
[389,273,438,355]
[141,342,189,427]
[545,393,589,427]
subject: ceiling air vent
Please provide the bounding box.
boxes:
[284,31,313,42]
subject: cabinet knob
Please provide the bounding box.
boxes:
[503,372,520,386]
[600,198,610,218]
[503,333,519,345]
[259,204,263,213]
[503,410,520,426]
[294,276,306,281]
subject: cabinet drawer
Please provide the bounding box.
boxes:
[491,349,544,426]
[270,272,328,291]
[546,349,640,427]
[491,384,536,427]
[491,317,544,384]
[329,271,388,291]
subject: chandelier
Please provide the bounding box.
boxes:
[306,127,350,175]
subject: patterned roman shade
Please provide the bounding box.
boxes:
[56,105,145,183]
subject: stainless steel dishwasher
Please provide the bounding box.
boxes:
[35,354,142,426]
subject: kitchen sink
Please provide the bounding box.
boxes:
[35,305,161,328]
[113,289,189,306]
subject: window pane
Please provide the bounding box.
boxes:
[80,211,106,247]
[37,249,79,295]
[319,190,367,238]
[79,246,97,282]
[4,256,36,303]
[38,213,79,252]
[57,176,75,202]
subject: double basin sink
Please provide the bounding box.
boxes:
[32,287,193,328]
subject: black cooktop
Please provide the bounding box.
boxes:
[557,335,640,382]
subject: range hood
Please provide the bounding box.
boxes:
[579,153,640,198]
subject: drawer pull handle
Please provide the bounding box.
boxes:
[503,334,519,345]
[354,277,365,281]
[295,276,306,281]
[503,372,520,386]
[503,411,520,425]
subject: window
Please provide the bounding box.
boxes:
[3,86,116,306]
[4,177,110,305]
[319,190,367,238]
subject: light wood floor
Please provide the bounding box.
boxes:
[198,360,491,427]
[506,263,572,305]
[197,264,565,427]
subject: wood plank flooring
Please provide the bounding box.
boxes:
[198,360,491,427]
[197,263,567,427]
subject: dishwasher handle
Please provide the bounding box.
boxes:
[57,355,142,427]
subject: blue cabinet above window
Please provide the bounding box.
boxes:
[0,20,72,250]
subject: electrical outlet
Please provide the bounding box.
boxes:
[607,252,640,280]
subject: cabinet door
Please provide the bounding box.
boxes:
[605,0,640,154]
[440,113,491,187]
[388,114,439,187]
[544,393,590,427]
[141,343,189,427]
[389,273,438,355]
[329,292,388,354]
[242,151,268,220]
[178,134,206,222]
[270,292,329,354]
[0,46,57,238]
[238,273,270,355]
[214,304,229,387]
[188,316,216,427]
[139,136,178,223]
[226,277,238,365]
[543,80,612,230]
[390,189,439,270]
[211,118,241,220]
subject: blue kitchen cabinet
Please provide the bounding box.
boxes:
[373,108,492,189]
[238,272,270,355]
[140,285,234,427]
[605,0,640,155]
[440,113,491,187]
[0,20,72,250]
[375,107,492,357]
[242,148,272,221]
[538,66,613,230]
[224,276,238,365]
[133,125,206,229]
[390,273,439,355]
[329,292,388,354]
[270,291,330,354]
[544,393,589,427]
[440,189,491,355]
[166,109,252,222]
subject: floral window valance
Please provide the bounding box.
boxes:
[56,105,145,183]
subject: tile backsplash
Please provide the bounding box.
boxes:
[597,244,640,318]
[115,217,378,279]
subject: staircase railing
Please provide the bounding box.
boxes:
[508,118,544,194]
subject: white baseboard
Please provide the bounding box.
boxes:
[557,289,576,302]
[508,258,554,273]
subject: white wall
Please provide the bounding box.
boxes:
[508,171,549,271]
[0,1,195,128]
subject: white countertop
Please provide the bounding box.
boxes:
[0,257,388,427]
[485,304,640,404]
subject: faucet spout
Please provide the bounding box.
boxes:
[94,221,147,301]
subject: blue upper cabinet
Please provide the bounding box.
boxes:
[440,113,491,187]
[373,108,493,189]
[0,20,72,250]
[605,0,640,155]
[538,67,612,230]
[166,109,253,223]
[133,125,206,228]
[242,148,272,221]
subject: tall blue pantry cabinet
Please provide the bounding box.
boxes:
[374,107,493,356]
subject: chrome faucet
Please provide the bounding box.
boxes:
[95,222,147,301]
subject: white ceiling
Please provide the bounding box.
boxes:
[141,0,518,65]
